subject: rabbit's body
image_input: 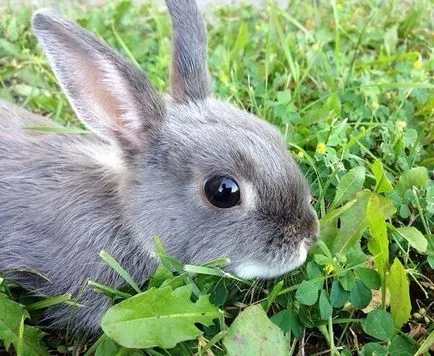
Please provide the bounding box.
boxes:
[0,0,319,334]
[0,99,57,129]
[0,123,150,331]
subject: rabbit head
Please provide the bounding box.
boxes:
[31,0,318,280]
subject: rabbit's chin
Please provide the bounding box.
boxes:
[233,243,308,279]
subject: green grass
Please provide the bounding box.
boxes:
[0,0,433,354]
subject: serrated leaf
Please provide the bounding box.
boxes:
[395,226,428,253]
[0,294,48,356]
[223,305,288,355]
[350,280,372,309]
[320,190,394,256]
[389,258,411,329]
[367,193,389,282]
[332,167,366,207]
[371,160,393,193]
[362,309,394,341]
[355,267,381,290]
[101,286,221,349]
[330,281,350,307]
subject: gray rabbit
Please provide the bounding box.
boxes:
[0,0,318,334]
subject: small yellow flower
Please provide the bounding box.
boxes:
[371,101,379,110]
[255,24,261,31]
[316,142,327,154]
[297,151,304,159]
[220,73,229,85]
[305,19,316,30]
[324,264,335,275]
[413,58,422,69]
[396,120,407,131]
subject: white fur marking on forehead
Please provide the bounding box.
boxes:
[234,243,308,279]
[242,181,256,211]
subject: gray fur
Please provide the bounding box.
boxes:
[0,0,318,335]
[0,99,59,130]
[165,0,211,102]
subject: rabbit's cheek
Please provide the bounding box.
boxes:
[233,242,308,279]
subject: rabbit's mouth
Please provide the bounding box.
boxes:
[233,242,308,279]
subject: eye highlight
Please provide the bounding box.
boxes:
[204,175,240,209]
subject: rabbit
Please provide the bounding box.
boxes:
[0,0,319,335]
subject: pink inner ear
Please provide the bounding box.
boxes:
[66,48,145,152]
[69,51,125,134]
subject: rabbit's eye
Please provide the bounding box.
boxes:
[204,175,240,209]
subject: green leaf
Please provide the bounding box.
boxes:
[362,309,394,341]
[319,290,332,320]
[355,267,381,290]
[389,258,411,329]
[332,167,366,207]
[384,25,398,55]
[389,335,418,356]
[395,167,428,197]
[230,22,249,61]
[314,253,332,265]
[330,281,350,307]
[346,242,368,268]
[324,92,341,116]
[101,286,221,349]
[367,193,389,282]
[320,190,394,256]
[349,280,372,309]
[264,280,283,312]
[270,310,291,335]
[371,160,393,193]
[394,226,428,253]
[0,294,48,356]
[295,280,321,306]
[360,342,388,356]
[223,305,289,355]
[339,270,356,291]
[271,310,302,339]
[306,261,324,282]
[95,336,118,356]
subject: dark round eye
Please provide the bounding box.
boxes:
[204,175,240,209]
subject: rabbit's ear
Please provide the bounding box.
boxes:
[165,0,211,102]
[32,10,165,154]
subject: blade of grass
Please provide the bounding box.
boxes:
[88,280,133,299]
[26,294,72,310]
[99,250,141,294]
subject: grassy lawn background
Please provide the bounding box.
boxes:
[0,0,433,354]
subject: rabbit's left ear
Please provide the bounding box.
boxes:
[32,9,166,155]
[165,0,211,102]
